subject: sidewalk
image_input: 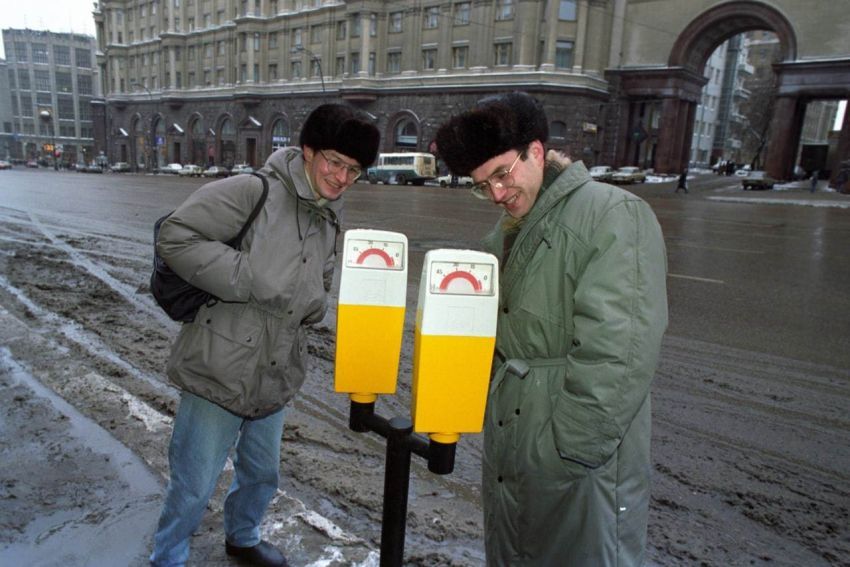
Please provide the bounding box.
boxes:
[706,179,850,208]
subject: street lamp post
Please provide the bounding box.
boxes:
[39,109,58,171]
[131,82,154,172]
[291,46,325,93]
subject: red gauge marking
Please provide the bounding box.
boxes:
[439,271,481,291]
[356,248,394,267]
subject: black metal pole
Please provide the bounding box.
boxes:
[381,417,413,567]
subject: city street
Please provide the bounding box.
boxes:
[0,167,848,566]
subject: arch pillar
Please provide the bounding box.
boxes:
[763,96,804,181]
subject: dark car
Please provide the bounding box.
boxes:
[742,170,776,190]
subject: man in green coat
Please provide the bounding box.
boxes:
[435,92,668,566]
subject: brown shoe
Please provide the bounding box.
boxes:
[225,540,289,567]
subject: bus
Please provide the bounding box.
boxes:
[366,152,437,186]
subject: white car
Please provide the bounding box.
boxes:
[178,164,203,177]
[611,166,647,184]
[437,173,473,188]
[231,164,254,175]
[734,165,752,177]
[589,165,614,182]
[159,163,183,174]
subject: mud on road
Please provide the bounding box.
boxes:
[0,198,848,566]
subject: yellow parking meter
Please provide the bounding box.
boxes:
[411,249,499,444]
[334,229,408,404]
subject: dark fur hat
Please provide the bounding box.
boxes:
[435,92,548,175]
[300,104,380,167]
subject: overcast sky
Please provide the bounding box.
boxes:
[0,0,98,58]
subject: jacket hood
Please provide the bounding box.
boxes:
[263,146,344,216]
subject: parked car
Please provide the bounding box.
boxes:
[159,163,183,174]
[0,160,12,170]
[202,165,230,178]
[230,164,254,175]
[178,164,204,177]
[611,166,647,184]
[85,163,104,173]
[741,170,776,190]
[734,165,752,177]
[110,162,131,173]
[589,165,615,182]
[437,173,473,188]
[26,160,39,168]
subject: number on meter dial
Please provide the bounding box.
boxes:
[430,261,494,296]
[345,238,405,270]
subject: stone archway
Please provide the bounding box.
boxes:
[607,1,828,178]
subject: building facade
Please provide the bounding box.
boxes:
[1,29,100,166]
[95,0,619,171]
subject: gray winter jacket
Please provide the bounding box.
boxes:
[481,161,668,565]
[156,147,340,418]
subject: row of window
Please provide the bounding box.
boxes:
[10,95,93,122]
[126,40,574,90]
[8,70,94,95]
[12,122,94,139]
[111,1,578,43]
[123,39,575,90]
[7,42,92,68]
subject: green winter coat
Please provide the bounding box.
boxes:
[481,161,668,566]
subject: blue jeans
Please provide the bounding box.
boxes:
[150,392,286,566]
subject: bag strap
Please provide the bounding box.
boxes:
[230,171,269,247]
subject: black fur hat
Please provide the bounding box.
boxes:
[435,92,549,175]
[300,104,380,167]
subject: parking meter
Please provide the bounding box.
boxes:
[411,249,499,444]
[334,229,408,404]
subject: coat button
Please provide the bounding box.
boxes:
[246,337,252,343]
[287,309,293,315]
[502,307,509,314]
[205,319,211,324]
[498,420,503,426]
[270,360,277,366]
[497,475,504,483]
[515,408,520,415]
[302,257,307,263]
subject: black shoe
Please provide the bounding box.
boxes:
[225,540,289,567]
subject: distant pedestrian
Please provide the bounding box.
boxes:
[675,169,689,193]
[810,170,819,193]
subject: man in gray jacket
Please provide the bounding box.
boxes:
[150,104,380,567]
[436,93,667,566]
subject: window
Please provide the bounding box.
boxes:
[20,93,33,116]
[188,17,195,30]
[422,48,437,70]
[350,52,360,74]
[58,96,75,119]
[15,42,28,61]
[56,72,73,93]
[189,46,196,60]
[31,44,48,64]
[37,92,52,105]
[351,15,360,38]
[293,28,302,47]
[217,9,225,23]
[240,64,247,82]
[188,71,195,86]
[270,0,278,14]
[55,46,71,66]
[203,13,211,27]
[253,33,260,51]
[368,52,376,75]
[550,121,566,141]
[269,64,278,80]
[395,119,418,147]
[387,52,401,73]
[424,6,439,29]
[336,56,345,77]
[77,75,94,94]
[271,119,290,150]
[336,21,346,40]
[18,69,31,90]
[7,69,15,89]
[452,45,468,68]
[310,58,322,78]
[75,48,92,68]
[494,42,512,66]
[370,14,377,37]
[555,40,573,69]
[291,61,302,79]
[496,0,513,20]
[34,70,51,91]
[390,12,403,33]
[253,64,259,82]
[558,0,576,21]
[204,43,213,58]
[204,69,211,85]
[311,25,322,44]
[269,33,277,49]
[240,33,247,52]
[454,2,470,25]
[217,68,225,85]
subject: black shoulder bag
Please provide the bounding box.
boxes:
[151,171,269,323]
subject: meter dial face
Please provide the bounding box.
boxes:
[429,261,495,296]
[345,238,405,270]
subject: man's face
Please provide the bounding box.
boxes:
[469,140,545,218]
[303,146,362,200]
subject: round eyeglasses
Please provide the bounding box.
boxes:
[470,151,525,200]
[320,150,363,181]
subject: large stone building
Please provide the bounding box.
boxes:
[1,29,100,166]
[94,0,849,180]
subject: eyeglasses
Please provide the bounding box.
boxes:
[320,150,362,181]
[470,151,525,200]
